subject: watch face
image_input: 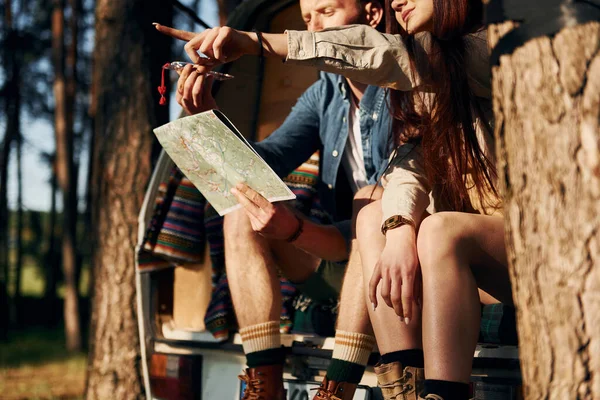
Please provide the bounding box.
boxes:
[383,215,413,235]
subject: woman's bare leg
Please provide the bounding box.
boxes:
[356,199,422,354]
[416,212,510,383]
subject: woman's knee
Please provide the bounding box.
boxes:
[416,212,467,270]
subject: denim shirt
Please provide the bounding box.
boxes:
[254,72,393,246]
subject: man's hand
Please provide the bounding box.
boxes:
[369,224,422,324]
[231,183,301,241]
[176,64,218,115]
[154,24,260,64]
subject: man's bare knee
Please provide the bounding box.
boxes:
[355,200,383,237]
[352,185,383,217]
[223,208,255,243]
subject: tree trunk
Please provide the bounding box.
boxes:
[52,0,81,352]
[85,0,172,397]
[488,20,600,399]
[14,114,23,325]
[0,129,12,341]
[44,158,59,326]
[13,51,23,322]
[0,0,15,341]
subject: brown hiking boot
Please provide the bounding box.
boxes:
[312,377,357,400]
[374,361,424,400]
[238,364,285,400]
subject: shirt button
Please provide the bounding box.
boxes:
[332,150,339,157]
[328,184,333,189]
[342,117,346,122]
[373,112,378,120]
[298,50,305,57]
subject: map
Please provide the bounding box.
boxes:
[153,110,296,216]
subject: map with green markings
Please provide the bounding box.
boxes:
[154,110,295,216]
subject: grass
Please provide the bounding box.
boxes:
[0,328,86,400]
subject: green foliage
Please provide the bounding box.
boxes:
[7,210,91,299]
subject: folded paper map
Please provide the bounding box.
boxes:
[153,110,296,216]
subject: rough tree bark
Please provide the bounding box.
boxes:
[85,0,171,397]
[52,0,82,352]
[488,20,600,399]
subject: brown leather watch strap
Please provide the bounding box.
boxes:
[286,215,304,243]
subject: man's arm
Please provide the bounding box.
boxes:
[232,183,348,262]
[251,78,324,177]
[290,219,348,262]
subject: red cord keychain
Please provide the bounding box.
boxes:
[158,63,170,106]
[157,62,234,106]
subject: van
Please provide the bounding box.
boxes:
[136,0,522,397]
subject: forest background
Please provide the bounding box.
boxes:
[0,0,228,397]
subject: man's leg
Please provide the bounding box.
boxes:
[356,199,425,400]
[224,207,321,399]
[314,186,380,399]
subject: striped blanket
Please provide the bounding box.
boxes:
[138,152,330,340]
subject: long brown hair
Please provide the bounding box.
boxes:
[385,0,497,212]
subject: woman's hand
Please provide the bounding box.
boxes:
[154,24,260,64]
[369,224,421,323]
[176,64,218,115]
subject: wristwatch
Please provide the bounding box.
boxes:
[381,215,414,235]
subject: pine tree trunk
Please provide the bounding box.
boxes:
[12,49,23,321]
[85,0,172,397]
[0,0,15,341]
[488,20,600,399]
[14,118,23,324]
[52,0,81,352]
[44,161,59,326]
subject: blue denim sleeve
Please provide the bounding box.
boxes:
[252,79,324,178]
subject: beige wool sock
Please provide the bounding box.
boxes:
[239,321,281,355]
[332,330,376,366]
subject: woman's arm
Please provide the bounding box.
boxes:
[381,142,432,228]
[154,24,490,97]
[154,24,426,91]
[285,25,425,90]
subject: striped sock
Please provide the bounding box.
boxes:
[239,321,284,368]
[326,330,376,384]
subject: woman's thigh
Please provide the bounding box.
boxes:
[418,212,512,305]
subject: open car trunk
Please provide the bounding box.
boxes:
[135,0,523,398]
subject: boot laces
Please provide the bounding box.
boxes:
[380,369,414,400]
[310,380,343,400]
[311,387,343,400]
[239,371,266,400]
